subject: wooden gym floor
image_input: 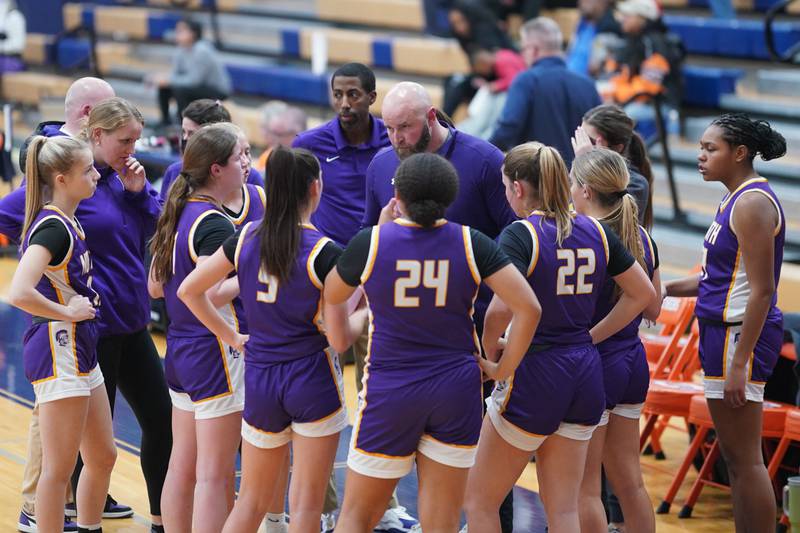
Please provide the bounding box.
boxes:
[0,257,735,531]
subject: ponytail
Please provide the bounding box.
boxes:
[22,137,48,241]
[583,104,654,229]
[571,149,646,275]
[150,175,193,282]
[537,146,573,245]
[257,146,319,284]
[150,122,240,282]
[626,132,653,229]
[22,135,92,240]
[504,142,572,245]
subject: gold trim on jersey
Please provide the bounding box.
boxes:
[518,220,540,276]
[360,227,380,284]
[393,218,448,228]
[719,177,768,212]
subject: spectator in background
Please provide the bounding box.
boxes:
[567,0,621,77]
[255,100,308,175]
[0,0,24,74]
[149,18,232,127]
[489,17,601,166]
[601,0,684,128]
[457,47,526,140]
[443,0,515,117]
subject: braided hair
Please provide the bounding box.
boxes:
[710,113,787,162]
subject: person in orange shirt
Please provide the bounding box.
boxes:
[601,0,684,130]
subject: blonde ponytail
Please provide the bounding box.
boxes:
[504,142,573,244]
[22,136,92,240]
[571,149,646,271]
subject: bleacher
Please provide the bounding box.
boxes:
[6,0,800,308]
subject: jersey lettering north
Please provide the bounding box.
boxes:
[697,178,785,324]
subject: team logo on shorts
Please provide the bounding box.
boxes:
[55,329,69,347]
[228,346,241,359]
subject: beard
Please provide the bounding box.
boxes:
[394,122,432,160]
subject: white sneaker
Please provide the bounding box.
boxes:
[374,506,420,532]
[321,512,336,533]
[263,517,288,533]
[458,526,468,533]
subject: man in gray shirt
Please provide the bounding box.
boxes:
[150,18,232,126]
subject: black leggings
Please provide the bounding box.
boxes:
[72,328,173,516]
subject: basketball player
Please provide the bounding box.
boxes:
[325,153,541,533]
[464,142,655,533]
[664,113,787,532]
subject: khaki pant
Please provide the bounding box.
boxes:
[21,404,73,515]
[322,328,399,514]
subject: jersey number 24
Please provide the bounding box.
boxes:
[394,260,449,308]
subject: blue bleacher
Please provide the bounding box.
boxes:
[665,15,800,59]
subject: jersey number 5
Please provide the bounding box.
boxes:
[257,268,279,303]
[394,260,449,308]
[556,248,596,295]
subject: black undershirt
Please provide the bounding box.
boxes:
[222,228,343,281]
[29,219,70,266]
[499,220,636,277]
[193,214,235,257]
[336,226,511,287]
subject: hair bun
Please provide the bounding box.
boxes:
[754,120,787,161]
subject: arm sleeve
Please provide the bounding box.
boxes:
[488,76,530,151]
[470,228,511,278]
[498,222,534,276]
[361,161,381,228]
[222,229,242,265]
[0,185,26,243]
[28,219,70,266]
[601,223,636,276]
[194,214,235,257]
[314,241,344,281]
[336,228,373,287]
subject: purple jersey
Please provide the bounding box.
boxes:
[593,226,656,351]
[697,178,785,324]
[361,219,481,374]
[228,183,265,335]
[164,199,237,338]
[22,206,100,312]
[518,212,611,346]
[234,222,331,364]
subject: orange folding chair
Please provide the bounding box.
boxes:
[641,379,705,461]
[676,398,789,519]
[641,296,695,368]
[640,318,702,459]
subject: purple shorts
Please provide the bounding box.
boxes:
[165,335,244,419]
[349,359,482,478]
[699,315,782,403]
[24,320,103,403]
[487,343,604,451]
[241,349,347,449]
[598,341,650,425]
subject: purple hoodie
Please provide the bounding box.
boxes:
[0,162,163,336]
